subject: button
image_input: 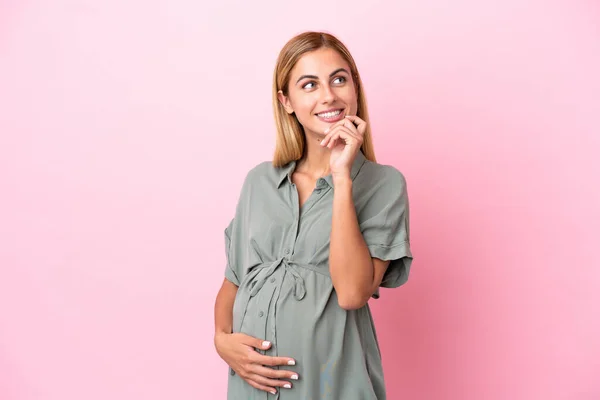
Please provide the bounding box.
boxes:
[270,277,276,283]
[230,368,235,376]
[259,311,264,317]
[285,249,290,254]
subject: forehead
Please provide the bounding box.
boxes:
[290,47,350,78]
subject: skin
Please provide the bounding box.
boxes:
[214,47,390,395]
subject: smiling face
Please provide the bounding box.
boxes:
[278,47,358,141]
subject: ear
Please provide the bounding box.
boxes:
[277,90,294,114]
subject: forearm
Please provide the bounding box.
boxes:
[329,177,374,309]
[214,278,238,336]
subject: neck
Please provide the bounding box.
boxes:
[297,133,331,179]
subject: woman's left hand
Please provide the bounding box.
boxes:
[320,115,367,179]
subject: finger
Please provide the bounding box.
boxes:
[344,115,367,135]
[326,127,353,149]
[340,118,359,134]
[329,130,361,150]
[344,114,365,126]
[321,127,344,147]
[327,131,342,149]
[323,118,348,134]
[238,334,271,350]
[322,115,355,140]
[245,378,278,395]
[322,125,356,147]
[248,373,294,390]
[327,127,358,149]
[320,129,337,147]
[255,353,297,367]
[253,365,300,381]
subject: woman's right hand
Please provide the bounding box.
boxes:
[214,332,299,395]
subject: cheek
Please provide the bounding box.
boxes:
[292,97,318,120]
[340,87,358,106]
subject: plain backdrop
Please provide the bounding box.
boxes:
[1,0,599,399]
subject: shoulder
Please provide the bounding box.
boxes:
[240,160,284,189]
[245,160,273,179]
[231,161,279,215]
[357,159,408,195]
[354,159,411,218]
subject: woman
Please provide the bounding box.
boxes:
[213,31,413,399]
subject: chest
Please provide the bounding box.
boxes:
[242,174,334,263]
[291,172,318,209]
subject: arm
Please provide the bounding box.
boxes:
[329,177,390,310]
[214,277,238,337]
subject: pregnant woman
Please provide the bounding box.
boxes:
[213,31,414,399]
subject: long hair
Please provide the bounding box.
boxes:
[272,31,376,167]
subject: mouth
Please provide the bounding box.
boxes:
[315,108,345,123]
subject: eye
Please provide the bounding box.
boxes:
[302,81,316,89]
[333,76,346,84]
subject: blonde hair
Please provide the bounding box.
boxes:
[272,31,376,167]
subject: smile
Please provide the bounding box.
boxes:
[316,109,345,122]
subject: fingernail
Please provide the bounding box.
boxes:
[284,384,292,389]
[291,374,299,380]
[270,389,277,395]
[320,140,325,146]
[262,341,270,347]
[324,127,330,133]
[288,360,296,365]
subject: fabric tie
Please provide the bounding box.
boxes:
[249,257,306,301]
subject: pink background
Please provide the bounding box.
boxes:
[1,0,599,399]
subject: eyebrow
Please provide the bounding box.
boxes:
[295,68,350,85]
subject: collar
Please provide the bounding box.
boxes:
[276,149,367,188]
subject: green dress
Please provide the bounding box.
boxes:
[224,150,413,399]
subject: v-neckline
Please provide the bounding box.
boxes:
[295,182,329,217]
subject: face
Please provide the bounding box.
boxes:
[278,47,358,140]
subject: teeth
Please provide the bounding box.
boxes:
[318,110,341,118]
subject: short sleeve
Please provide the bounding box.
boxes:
[224,218,240,286]
[222,164,262,287]
[359,168,413,299]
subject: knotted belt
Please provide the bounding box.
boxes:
[249,257,307,300]
[233,256,307,335]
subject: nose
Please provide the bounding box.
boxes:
[320,83,336,104]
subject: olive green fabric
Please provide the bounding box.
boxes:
[224,150,413,399]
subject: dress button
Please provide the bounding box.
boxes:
[230,368,235,376]
[285,249,290,254]
[259,311,264,317]
[270,277,276,283]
